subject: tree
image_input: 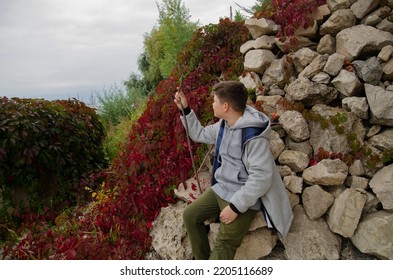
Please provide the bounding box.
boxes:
[235,0,268,17]
[143,0,198,79]
[233,10,247,22]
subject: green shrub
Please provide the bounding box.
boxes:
[103,103,147,162]
[96,81,149,161]
[0,97,107,216]
[97,83,148,126]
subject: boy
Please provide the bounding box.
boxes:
[174,80,293,260]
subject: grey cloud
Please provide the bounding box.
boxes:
[0,0,255,100]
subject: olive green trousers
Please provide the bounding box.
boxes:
[183,188,258,260]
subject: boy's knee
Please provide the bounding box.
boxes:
[183,204,194,225]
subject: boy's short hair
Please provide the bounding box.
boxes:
[212,81,248,112]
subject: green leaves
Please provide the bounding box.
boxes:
[144,0,198,80]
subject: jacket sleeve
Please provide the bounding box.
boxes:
[180,109,220,145]
[229,135,275,213]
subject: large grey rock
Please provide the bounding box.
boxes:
[285,205,341,259]
[350,0,380,19]
[253,35,276,50]
[369,164,393,210]
[275,36,316,52]
[336,25,393,61]
[303,185,335,220]
[262,56,294,89]
[234,227,278,260]
[351,211,393,259]
[352,57,383,85]
[320,9,357,36]
[269,129,285,160]
[279,110,310,142]
[345,176,369,190]
[327,0,357,12]
[318,34,336,55]
[383,58,393,80]
[244,49,276,74]
[278,150,309,173]
[240,40,254,54]
[365,83,393,126]
[377,17,393,33]
[309,104,366,153]
[239,71,262,92]
[303,159,348,186]
[150,203,192,260]
[368,128,393,150]
[363,191,381,215]
[327,188,367,238]
[299,54,329,79]
[361,6,392,26]
[284,137,313,158]
[342,97,369,119]
[291,47,319,73]
[349,160,366,176]
[378,45,393,62]
[286,76,338,106]
[283,175,304,194]
[312,72,331,84]
[331,69,363,97]
[244,18,280,39]
[324,53,346,76]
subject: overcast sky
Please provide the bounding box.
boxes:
[0,0,256,103]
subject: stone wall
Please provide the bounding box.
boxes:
[150,0,393,260]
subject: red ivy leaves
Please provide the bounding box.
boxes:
[256,0,327,38]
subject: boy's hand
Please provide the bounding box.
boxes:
[220,205,238,225]
[174,89,189,110]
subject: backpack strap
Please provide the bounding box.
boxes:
[212,122,265,185]
[212,120,225,185]
[241,126,264,154]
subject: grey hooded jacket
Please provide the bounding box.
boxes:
[181,105,293,237]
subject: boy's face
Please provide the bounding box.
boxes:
[212,94,226,119]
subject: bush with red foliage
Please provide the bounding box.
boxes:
[256,0,327,39]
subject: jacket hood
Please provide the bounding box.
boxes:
[231,105,271,137]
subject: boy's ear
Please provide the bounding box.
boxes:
[223,101,229,112]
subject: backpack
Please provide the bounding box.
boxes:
[212,120,265,185]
